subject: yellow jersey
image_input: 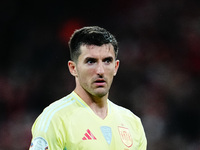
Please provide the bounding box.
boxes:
[29,91,147,150]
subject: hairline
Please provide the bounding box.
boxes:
[73,43,118,63]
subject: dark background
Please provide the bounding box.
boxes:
[0,0,200,149]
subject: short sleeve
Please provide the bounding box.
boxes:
[138,119,147,150]
[29,113,65,150]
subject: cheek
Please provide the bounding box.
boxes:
[77,67,93,81]
[105,69,115,83]
[107,66,117,76]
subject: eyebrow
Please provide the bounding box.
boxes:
[103,56,113,62]
[84,57,97,63]
[84,56,114,62]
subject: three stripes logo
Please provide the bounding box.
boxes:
[82,129,97,140]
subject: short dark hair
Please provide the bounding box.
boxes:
[68,26,118,62]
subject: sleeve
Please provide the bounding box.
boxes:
[138,119,147,150]
[29,113,65,150]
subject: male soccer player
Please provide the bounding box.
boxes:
[29,26,147,150]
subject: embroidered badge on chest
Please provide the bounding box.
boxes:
[100,126,112,144]
[118,126,133,148]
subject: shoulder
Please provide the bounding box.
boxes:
[32,93,77,133]
[43,94,76,118]
[109,100,141,122]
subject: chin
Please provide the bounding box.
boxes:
[94,90,108,98]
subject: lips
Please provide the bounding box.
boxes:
[94,79,106,87]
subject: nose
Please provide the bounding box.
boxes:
[96,62,105,76]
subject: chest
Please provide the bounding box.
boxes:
[63,110,141,150]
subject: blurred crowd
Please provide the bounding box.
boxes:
[0,0,200,149]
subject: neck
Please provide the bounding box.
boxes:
[90,102,108,119]
[74,87,108,119]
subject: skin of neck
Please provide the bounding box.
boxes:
[74,78,108,119]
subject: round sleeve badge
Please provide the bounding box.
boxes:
[30,137,48,150]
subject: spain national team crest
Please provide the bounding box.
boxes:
[118,126,133,147]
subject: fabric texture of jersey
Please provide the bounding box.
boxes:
[29,91,147,150]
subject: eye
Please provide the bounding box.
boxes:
[85,58,96,65]
[104,57,113,64]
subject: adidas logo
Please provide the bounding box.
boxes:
[82,129,97,140]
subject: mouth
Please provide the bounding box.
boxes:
[94,79,106,87]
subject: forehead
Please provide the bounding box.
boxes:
[79,44,115,59]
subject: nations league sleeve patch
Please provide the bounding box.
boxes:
[30,137,48,150]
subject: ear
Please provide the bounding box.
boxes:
[114,60,120,76]
[68,60,78,77]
